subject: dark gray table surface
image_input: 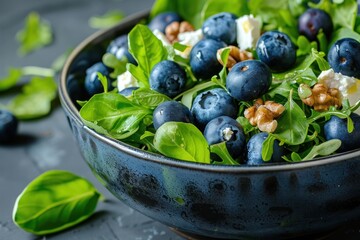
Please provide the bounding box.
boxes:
[1,0,360,240]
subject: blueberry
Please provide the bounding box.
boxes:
[202,12,237,45]
[327,38,360,79]
[246,132,285,165]
[150,60,187,98]
[119,86,139,97]
[226,60,272,101]
[153,101,193,130]
[107,34,136,64]
[84,62,113,96]
[0,110,18,143]
[189,39,227,80]
[256,31,296,72]
[204,116,246,159]
[298,8,333,42]
[324,113,360,153]
[148,12,182,33]
[191,88,238,130]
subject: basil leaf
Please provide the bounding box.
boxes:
[16,12,53,56]
[150,0,208,28]
[0,68,22,92]
[128,24,168,87]
[301,139,342,161]
[154,122,211,163]
[79,92,152,139]
[201,0,249,23]
[12,170,101,235]
[7,76,57,120]
[131,88,171,109]
[210,142,239,165]
[89,10,125,29]
[273,90,309,145]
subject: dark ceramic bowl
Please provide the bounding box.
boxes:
[59,10,360,240]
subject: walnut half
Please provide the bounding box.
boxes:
[299,83,341,111]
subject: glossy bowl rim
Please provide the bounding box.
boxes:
[59,10,360,173]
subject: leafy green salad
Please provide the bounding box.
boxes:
[79,0,360,165]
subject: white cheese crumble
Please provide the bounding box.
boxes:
[222,127,234,141]
[117,70,139,92]
[152,29,172,47]
[177,29,203,58]
[318,68,360,113]
[236,14,261,50]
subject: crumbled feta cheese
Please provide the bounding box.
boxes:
[236,15,261,50]
[318,68,360,113]
[152,29,171,47]
[177,29,203,58]
[222,127,234,141]
[117,71,139,92]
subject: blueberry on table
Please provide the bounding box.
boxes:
[246,132,284,165]
[84,62,112,96]
[226,60,272,101]
[150,60,187,98]
[298,8,333,42]
[0,110,18,143]
[153,101,193,130]
[191,87,238,130]
[256,31,296,72]
[148,12,182,33]
[324,113,360,153]
[189,39,227,80]
[107,34,136,64]
[202,12,237,45]
[204,116,246,159]
[327,38,360,79]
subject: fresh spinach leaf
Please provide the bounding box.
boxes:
[131,88,171,109]
[153,122,211,163]
[89,10,125,29]
[7,76,57,120]
[128,24,168,87]
[79,92,152,139]
[16,12,53,56]
[12,170,101,235]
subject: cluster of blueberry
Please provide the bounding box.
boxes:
[80,6,360,165]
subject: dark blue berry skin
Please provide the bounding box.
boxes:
[189,39,227,80]
[256,31,296,72]
[191,88,238,130]
[150,60,187,98]
[118,86,139,97]
[327,38,360,79]
[153,101,193,130]
[204,116,246,159]
[202,12,237,45]
[84,62,112,96]
[298,8,333,42]
[226,60,272,101]
[148,12,182,33]
[324,113,360,153]
[0,110,18,143]
[107,34,136,65]
[246,132,285,165]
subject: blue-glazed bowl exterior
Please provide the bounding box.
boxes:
[60,11,360,239]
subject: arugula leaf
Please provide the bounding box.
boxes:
[128,24,168,87]
[79,92,152,139]
[16,12,53,56]
[7,76,57,120]
[261,134,276,161]
[153,122,211,163]
[12,170,101,235]
[210,142,239,165]
[301,139,342,161]
[89,10,125,29]
[131,88,171,109]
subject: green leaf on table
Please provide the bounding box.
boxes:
[7,76,57,120]
[131,88,171,109]
[128,24,168,87]
[12,170,101,235]
[51,49,73,73]
[154,122,211,163]
[0,68,23,92]
[79,92,152,139]
[16,12,53,56]
[89,10,125,29]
